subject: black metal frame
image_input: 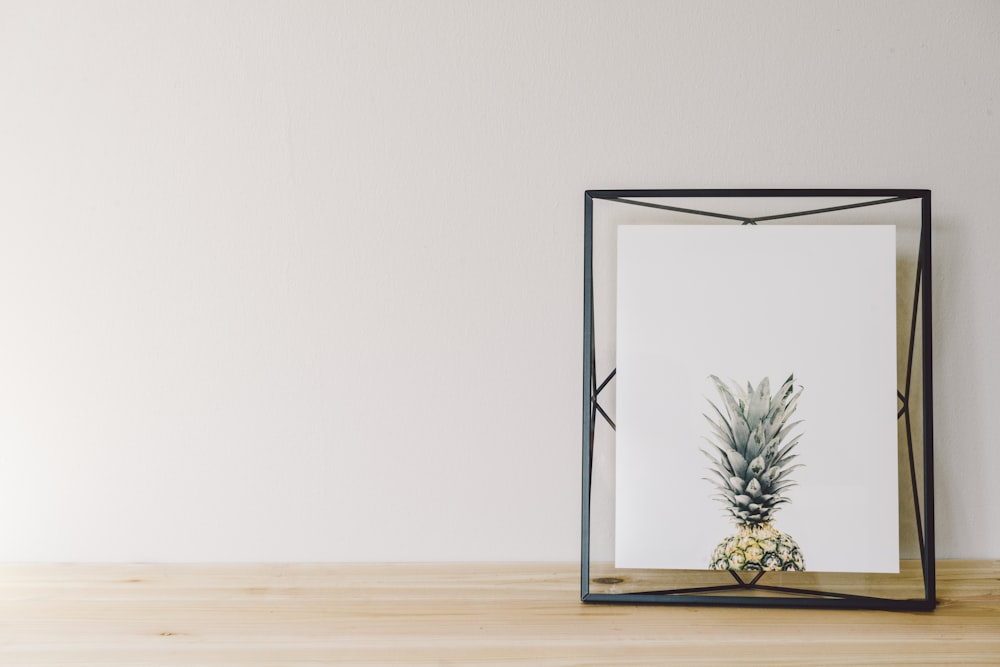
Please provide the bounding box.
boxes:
[582,189,934,611]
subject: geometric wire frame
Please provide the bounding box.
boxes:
[582,189,934,610]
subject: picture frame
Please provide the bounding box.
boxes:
[581,189,934,610]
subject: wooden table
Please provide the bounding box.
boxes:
[1,561,997,665]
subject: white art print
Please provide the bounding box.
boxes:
[615,225,900,573]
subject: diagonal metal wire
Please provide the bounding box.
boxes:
[593,369,616,430]
[903,255,927,566]
[610,194,918,225]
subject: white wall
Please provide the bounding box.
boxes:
[0,0,997,562]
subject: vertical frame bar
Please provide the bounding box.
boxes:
[581,192,594,599]
[921,192,935,606]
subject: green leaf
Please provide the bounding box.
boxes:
[700,442,735,476]
[729,476,746,493]
[770,375,796,410]
[704,401,735,442]
[731,418,750,456]
[708,376,739,418]
[710,376,751,454]
[703,430,737,455]
[771,433,802,464]
[724,449,748,478]
[702,415,734,448]
[705,469,732,491]
[771,481,799,495]
[772,463,804,484]
[745,422,766,461]
[711,490,737,504]
[747,377,770,427]
[768,389,803,439]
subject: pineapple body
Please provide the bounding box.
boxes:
[709,523,805,571]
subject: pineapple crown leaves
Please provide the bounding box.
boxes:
[700,374,804,526]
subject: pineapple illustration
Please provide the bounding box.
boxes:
[703,374,806,572]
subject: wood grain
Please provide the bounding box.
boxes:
[1,561,997,665]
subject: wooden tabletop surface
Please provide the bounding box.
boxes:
[1,561,997,665]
